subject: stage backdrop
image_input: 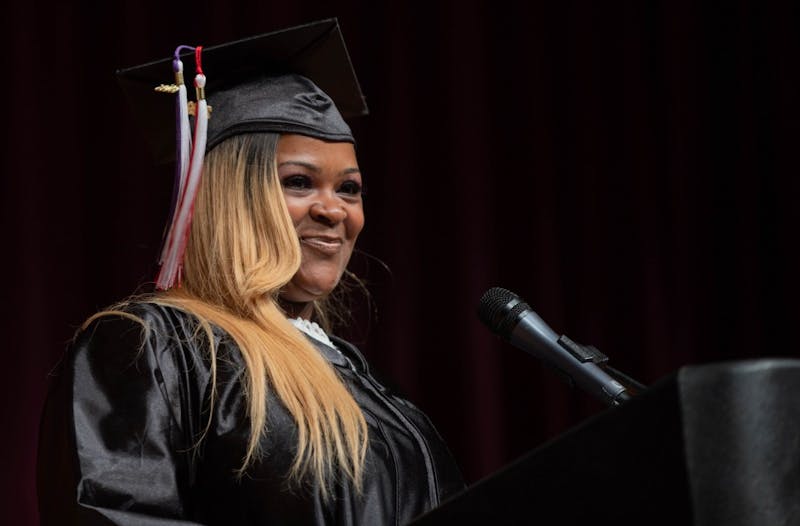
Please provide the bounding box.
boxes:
[4,1,799,523]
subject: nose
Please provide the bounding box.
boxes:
[309,196,346,226]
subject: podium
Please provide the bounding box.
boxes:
[412,359,800,525]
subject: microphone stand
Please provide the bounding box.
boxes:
[556,334,647,399]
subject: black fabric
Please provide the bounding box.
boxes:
[37,303,465,525]
[205,74,354,151]
[679,360,800,525]
[115,18,366,163]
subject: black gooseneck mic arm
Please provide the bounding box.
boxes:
[478,287,644,406]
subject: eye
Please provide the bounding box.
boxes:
[338,180,363,196]
[281,175,312,190]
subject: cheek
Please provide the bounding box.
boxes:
[347,207,365,239]
[282,195,306,226]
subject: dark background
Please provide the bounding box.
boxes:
[4,1,800,523]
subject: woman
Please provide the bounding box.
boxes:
[38,20,464,525]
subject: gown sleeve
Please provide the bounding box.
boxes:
[38,312,208,525]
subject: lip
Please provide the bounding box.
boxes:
[300,235,344,255]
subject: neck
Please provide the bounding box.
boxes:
[278,297,314,320]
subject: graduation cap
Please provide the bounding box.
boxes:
[117,18,368,164]
[116,18,367,290]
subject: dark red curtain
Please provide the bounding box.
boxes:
[5,1,800,523]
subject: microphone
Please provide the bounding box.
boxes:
[478,287,631,406]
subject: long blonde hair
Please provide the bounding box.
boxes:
[92,133,367,495]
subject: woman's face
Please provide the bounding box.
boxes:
[277,134,365,306]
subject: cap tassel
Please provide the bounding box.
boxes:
[156,46,208,290]
[175,57,193,205]
[158,51,193,267]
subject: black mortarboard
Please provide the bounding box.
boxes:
[117,18,368,163]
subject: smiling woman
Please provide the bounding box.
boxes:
[37,20,464,526]
[277,134,365,313]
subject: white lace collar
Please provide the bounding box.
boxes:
[288,317,336,349]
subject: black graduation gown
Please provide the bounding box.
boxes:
[37,303,465,525]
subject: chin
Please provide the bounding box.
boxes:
[286,263,345,300]
[282,278,339,303]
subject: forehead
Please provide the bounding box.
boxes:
[276,134,358,169]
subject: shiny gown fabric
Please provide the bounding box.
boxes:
[37,303,465,525]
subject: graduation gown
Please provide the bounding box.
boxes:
[38,303,464,525]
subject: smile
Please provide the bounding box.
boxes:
[300,236,344,255]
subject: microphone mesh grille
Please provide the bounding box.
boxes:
[478,287,529,337]
[497,300,529,337]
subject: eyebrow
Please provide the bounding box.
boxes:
[278,161,361,177]
[278,161,319,172]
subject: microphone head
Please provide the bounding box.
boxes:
[477,287,531,339]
